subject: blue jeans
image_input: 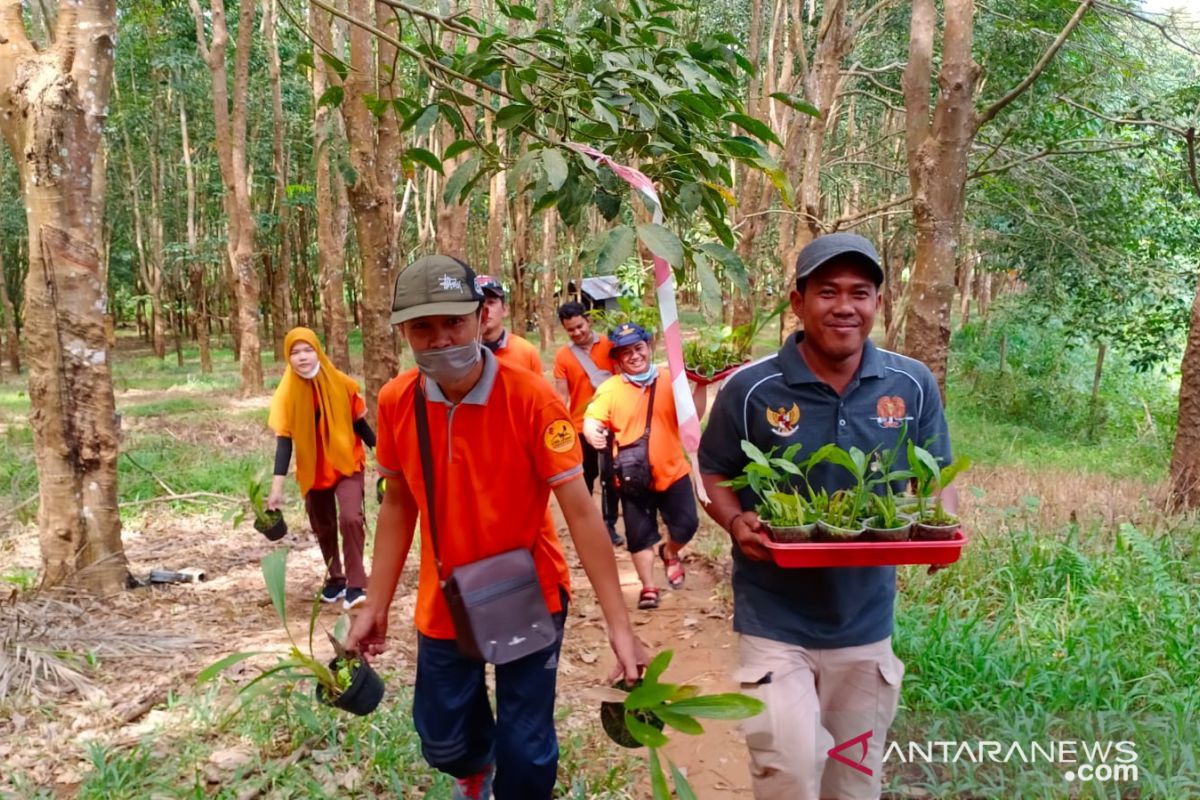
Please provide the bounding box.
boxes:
[412,594,567,800]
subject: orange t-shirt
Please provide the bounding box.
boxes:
[375,356,579,640]
[310,387,367,491]
[494,330,543,375]
[585,367,690,492]
[553,336,614,432]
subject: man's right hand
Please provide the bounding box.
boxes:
[583,424,609,450]
[344,605,389,661]
[730,511,773,562]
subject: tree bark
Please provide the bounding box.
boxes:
[1170,283,1200,508]
[312,0,351,371]
[264,0,291,362]
[0,244,19,374]
[0,0,130,591]
[538,211,557,351]
[178,98,211,374]
[343,0,400,419]
[190,0,263,395]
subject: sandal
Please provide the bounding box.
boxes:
[659,543,686,589]
[638,587,661,609]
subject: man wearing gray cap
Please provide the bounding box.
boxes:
[697,233,957,800]
[346,255,646,800]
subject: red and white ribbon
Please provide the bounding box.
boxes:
[568,144,708,502]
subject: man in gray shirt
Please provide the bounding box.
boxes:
[698,233,958,800]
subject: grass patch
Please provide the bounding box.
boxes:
[891,518,1199,797]
[120,397,218,418]
[35,683,637,799]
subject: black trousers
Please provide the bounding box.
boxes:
[581,440,620,528]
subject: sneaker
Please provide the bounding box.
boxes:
[343,587,367,610]
[452,764,495,800]
[320,581,346,604]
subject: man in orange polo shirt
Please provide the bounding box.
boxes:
[584,322,699,611]
[475,274,542,375]
[346,255,645,800]
[553,301,622,547]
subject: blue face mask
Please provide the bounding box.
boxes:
[625,365,657,387]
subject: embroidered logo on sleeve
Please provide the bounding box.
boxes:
[543,419,576,453]
[766,403,801,437]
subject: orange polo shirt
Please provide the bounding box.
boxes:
[492,330,543,375]
[585,367,690,492]
[375,350,578,640]
[553,336,615,433]
[310,388,367,491]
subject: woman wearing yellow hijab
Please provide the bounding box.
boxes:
[267,328,376,609]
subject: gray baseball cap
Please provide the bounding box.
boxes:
[794,232,884,287]
[390,255,485,325]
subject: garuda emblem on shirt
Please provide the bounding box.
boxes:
[766,403,801,437]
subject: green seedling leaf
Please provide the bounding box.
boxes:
[196,650,263,684]
[626,680,677,710]
[669,758,700,800]
[626,711,670,747]
[655,708,704,735]
[665,693,765,720]
[643,649,674,685]
[261,549,289,628]
[649,748,671,799]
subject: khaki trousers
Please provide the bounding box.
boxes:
[735,634,904,800]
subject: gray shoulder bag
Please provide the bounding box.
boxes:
[415,383,558,664]
[569,342,613,389]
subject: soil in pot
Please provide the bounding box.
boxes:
[254,510,287,541]
[600,679,666,749]
[863,516,912,542]
[816,519,866,542]
[315,657,385,716]
[763,520,817,543]
[913,516,960,541]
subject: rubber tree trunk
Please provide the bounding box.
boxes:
[1169,283,1200,508]
[0,0,130,592]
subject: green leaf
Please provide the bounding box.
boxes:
[643,649,674,685]
[723,112,782,147]
[319,52,349,81]
[741,439,770,467]
[196,650,263,684]
[592,98,620,134]
[400,103,439,135]
[649,749,672,800]
[770,91,821,118]
[669,758,700,800]
[260,549,289,628]
[404,147,443,175]
[597,225,636,274]
[626,680,677,710]
[637,223,684,268]
[495,103,534,129]
[698,242,749,294]
[443,156,481,206]
[294,51,315,71]
[317,86,344,109]
[665,693,765,720]
[655,708,705,735]
[443,139,477,160]
[542,148,568,191]
[626,712,669,747]
[695,251,723,311]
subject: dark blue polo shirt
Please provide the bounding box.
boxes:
[698,332,952,649]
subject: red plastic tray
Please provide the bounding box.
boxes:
[764,530,967,568]
[685,362,748,386]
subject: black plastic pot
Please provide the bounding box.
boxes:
[600,679,665,749]
[254,510,287,541]
[315,658,385,716]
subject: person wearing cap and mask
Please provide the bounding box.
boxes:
[345,255,647,800]
[582,322,699,612]
[697,233,958,800]
[552,301,623,547]
[266,328,375,610]
[474,275,543,375]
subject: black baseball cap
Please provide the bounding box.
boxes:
[474,275,505,300]
[794,232,884,287]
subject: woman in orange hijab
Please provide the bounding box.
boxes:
[267,328,375,609]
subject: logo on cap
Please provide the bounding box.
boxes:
[438,274,465,292]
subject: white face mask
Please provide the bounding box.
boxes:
[414,342,482,386]
[297,362,320,380]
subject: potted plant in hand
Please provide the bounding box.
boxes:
[907,442,971,541]
[719,441,818,542]
[198,549,384,716]
[863,438,916,541]
[599,649,764,799]
[245,476,287,541]
[817,445,873,541]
